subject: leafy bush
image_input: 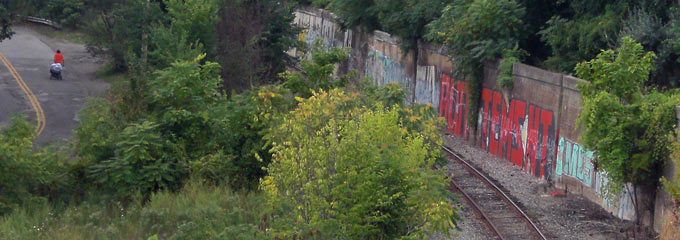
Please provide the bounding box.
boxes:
[262,90,457,239]
[0,116,72,215]
[205,85,295,189]
[498,47,526,90]
[282,40,350,97]
[148,25,205,69]
[88,121,187,201]
[150,55,224,156]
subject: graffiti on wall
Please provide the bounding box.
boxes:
[366,49,412,89]
[555,138,635,220]
[439,74,469,138]
[416,65,439,108]
[555,137,594,187]
[292,10,352,57]
[479,87,556,179]
[439,73,556,179]
[594,173,636,220]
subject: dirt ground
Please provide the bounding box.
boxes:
[439,134,657,240]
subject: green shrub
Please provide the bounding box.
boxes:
[282,40,350,97]
[262,90,457,239]
[0,115,72,215]
[88,121,188,201]
[207,85,295,189]
[498,47,526,90]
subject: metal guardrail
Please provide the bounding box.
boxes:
[24,16,62,30]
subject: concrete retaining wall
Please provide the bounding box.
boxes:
[292,7,674,226]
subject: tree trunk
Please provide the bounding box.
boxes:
[141,0,150,64]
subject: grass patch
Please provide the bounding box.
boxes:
[0,180,269,240]
[25,23,87,45]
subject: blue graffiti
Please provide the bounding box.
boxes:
[556,137,594,187]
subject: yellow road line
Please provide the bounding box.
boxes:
[0,53,46,136]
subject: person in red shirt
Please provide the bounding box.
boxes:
[54,49,64,66]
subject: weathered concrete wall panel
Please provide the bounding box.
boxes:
[364,32,414,94]
[653,106,680,231]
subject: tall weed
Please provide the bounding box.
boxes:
[0,181,269,239]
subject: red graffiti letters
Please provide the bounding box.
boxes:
[439,74,468,138]
[439,74,556,179]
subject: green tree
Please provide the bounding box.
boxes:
[262,90,457,239]
[163,0,220,60]
[217,0,301,94]
[575,37,679,220]
[426,0,526,128]
[44,0,85,28]
[538,0,676,74]
[0,0,13,42]
[620,6,680,88]
[326,0,381,31]
[375,0,448,51]
[326,0,447,51]
[83,0,166,71]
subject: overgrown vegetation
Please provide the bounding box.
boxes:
[1,1,458,238]
[575,37,680,220]
[0,116,71,215]
[262,90,457,239]
[1,180,269,239]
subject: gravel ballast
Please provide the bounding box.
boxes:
[440,135,655,240]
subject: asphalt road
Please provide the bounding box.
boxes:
[0,26,109,144]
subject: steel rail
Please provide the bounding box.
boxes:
[442,146,547,240]
[448,176,505,240]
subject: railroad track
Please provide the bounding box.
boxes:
[442,146,547,240]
